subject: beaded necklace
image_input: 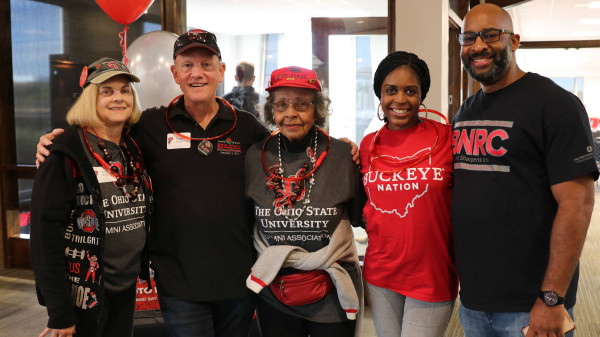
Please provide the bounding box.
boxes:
[82,128,144,201]
[262,127,330,221]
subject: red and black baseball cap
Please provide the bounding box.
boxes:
[80,57,140,88]
[265,66,322,92]
[173,29,221,59]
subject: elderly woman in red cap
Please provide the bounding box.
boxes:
[30,57,153,337]
[245,66,365,337]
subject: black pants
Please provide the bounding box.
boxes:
[257,299,355,337]
[75,283,137,337]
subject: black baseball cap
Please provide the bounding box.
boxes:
[80,57,140,88]
[173,29,221,59]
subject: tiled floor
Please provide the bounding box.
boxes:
[3,187,600,336]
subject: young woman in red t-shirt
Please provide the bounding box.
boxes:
[359,51,458,337]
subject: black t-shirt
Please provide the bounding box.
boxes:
[451,72,599,312]
[130,97,268,301]
[80,130,147,293]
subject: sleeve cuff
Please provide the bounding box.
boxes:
[345,309,358,320]
[246,273,267,294]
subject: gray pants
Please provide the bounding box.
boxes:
[366,282,454,337]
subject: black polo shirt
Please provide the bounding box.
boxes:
[131,96,268,301]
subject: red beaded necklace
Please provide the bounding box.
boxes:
[82,128,144,201]
[368,109,450,173]
[262,127,330,218]
[261,127,330,183]
[165,94,237,141]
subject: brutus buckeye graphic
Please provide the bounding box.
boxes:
[86,252,99,282]
[77,209,99,233]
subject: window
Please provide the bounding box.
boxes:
[9,0,161,236]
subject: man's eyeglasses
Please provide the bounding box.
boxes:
[456,28,513,46]
[273,100,314,113]
[174,31,217,50]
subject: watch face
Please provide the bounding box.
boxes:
[543,291,559,305]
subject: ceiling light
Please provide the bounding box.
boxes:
[580,18,600,24]
[590,2,600,8]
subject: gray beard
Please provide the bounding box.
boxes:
[462,43,512,85]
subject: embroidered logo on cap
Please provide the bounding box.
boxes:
[80,66,88,88]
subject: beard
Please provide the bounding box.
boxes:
[461,42,512,84]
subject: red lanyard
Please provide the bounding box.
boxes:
[82,128,144,179]
[165,95,237,141]
[368,109,449,173]
[261,127,330,182]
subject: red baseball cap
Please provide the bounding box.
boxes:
[265,66,322,92]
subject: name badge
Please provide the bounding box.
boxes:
[94,166,117,183]
[167,132,191,149]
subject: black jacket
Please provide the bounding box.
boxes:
[30,126,153,329]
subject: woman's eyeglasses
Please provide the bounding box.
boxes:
[273,100,314,113]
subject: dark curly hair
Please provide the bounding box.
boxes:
[373,51,430,102]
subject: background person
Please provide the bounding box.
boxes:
[30,58,153,337]
[358,51,457,337]
[223,61,261,118]
[245,66,364,337]
[452,4,598,337]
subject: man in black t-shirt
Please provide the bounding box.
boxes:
[452,4,598,337]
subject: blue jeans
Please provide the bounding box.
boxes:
[157,288,256,337]
[459,304,575,337]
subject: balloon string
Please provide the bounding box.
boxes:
[119,25,129,65]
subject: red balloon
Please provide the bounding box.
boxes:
[95,0,154,25]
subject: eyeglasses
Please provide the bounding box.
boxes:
[273,100,314,112]
[456,28,513,46]
[174,31,217,50]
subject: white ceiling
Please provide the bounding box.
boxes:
[509,0,600,77]
[186,0,600,76]
[509,0,600,41]
[186,0,387,35]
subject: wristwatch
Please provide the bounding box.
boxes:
[539,290,565,306]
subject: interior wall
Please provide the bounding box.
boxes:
[394,0,449,117]
[584,76,600,120]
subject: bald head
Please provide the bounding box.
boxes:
[459,3,524,92]
[462,3,513,33]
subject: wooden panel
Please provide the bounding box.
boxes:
[448,25,463,121]
[388,0,395,52]
[162,0,186,35]
[7,237,30,269]
[450,0,470,19]
[311,17,387,91]
[0,0,17,270]
[470,0,532,9]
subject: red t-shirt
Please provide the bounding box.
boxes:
[359,121,458,301]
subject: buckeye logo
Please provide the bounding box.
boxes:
[77,210,99,233]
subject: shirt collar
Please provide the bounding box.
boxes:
[168,96,235,122]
